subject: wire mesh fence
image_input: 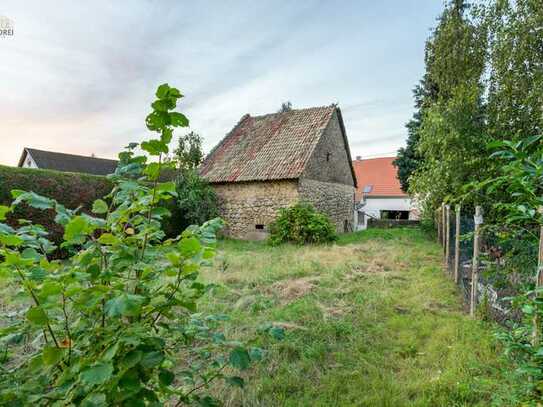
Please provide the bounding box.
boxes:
[439,205,539,325]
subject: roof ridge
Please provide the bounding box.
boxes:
[26,147,118,162]
[250,105,335,120]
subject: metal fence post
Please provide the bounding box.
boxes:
[470,206,483,317]
[454,204,461,284]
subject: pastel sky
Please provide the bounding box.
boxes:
[0,1,444,166]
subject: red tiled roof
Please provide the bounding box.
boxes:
[353,157,406,200]
[200,106,344,183]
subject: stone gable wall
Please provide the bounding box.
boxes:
[211,180,299,239]
[298,178,355,233]
[302,110,355,187]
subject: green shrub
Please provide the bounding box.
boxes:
[172,169,218,232]
[0,84,271,405]
[268,202,337,245]
[0,166,113,248]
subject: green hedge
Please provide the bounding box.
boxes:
[0,165,113,247]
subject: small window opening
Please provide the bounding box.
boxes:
[255,224,265,230]
[326,152,331,162]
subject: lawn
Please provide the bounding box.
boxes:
[199,228,516,406]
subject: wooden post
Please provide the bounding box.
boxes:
[454,204,461,284]
[442,202,446,250]
[436,208,441,244]
[445,205,451,271]
[470,206,483,317]
[532,206,543,345]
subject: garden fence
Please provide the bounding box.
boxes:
[436,204,540,326]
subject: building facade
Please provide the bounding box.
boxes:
[200,106,357,240]
[353,157,419,230]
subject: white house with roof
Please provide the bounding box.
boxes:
[353,156,419,230]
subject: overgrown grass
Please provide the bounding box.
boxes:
[200,228,516,406]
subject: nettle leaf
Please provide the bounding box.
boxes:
[229,347,251,370]
[26,306,48,326]
[106,294,145,317]
[42,346,64,366]
[80,363,114,386]
[92,199,108,214]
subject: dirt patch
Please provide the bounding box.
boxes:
[271,277,320,302]
[271,321,308,331]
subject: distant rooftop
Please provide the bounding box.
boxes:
[18,148,118,176]
[353,156,406,200]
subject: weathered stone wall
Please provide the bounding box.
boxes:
[212,180,299,239]
[298,178,355,233]
[302,109,356,187]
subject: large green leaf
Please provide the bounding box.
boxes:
[26,306,48,326]
[92,199,108,214]
[141,139,168,156]
[106,294,145,317]
[64,216,89,244]
[43,346,64,365]
[169,112,189,127]
[229,347,250,370]
[80,363,114,386]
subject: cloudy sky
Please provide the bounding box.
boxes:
[0,1,443,166]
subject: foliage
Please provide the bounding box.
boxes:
[0,84,263,406]
[407,0,488,216]
[0,165,112,248]
[268,203,337,246]
[174,169,219,232]
[278,101,292,113]
[173,131,204,173]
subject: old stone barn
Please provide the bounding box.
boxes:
[200,106,357,240]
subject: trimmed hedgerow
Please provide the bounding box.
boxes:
[0,165,113,247]
[268,202,337,245]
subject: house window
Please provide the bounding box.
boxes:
[326,152,331,162]
[255,224,265,230]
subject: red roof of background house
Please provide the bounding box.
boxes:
[353,157,406,200]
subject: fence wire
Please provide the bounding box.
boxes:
[442,208,539,325]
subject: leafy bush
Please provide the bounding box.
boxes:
[0,166,113,248]
[268,202,337,245]
[172,169,218,233]
[0,84,267,405]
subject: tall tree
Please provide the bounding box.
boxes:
[174,131,204,172]
[486,0,543,142]
[408,0,489,214]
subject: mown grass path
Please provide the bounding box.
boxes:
[201,228,515,406]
